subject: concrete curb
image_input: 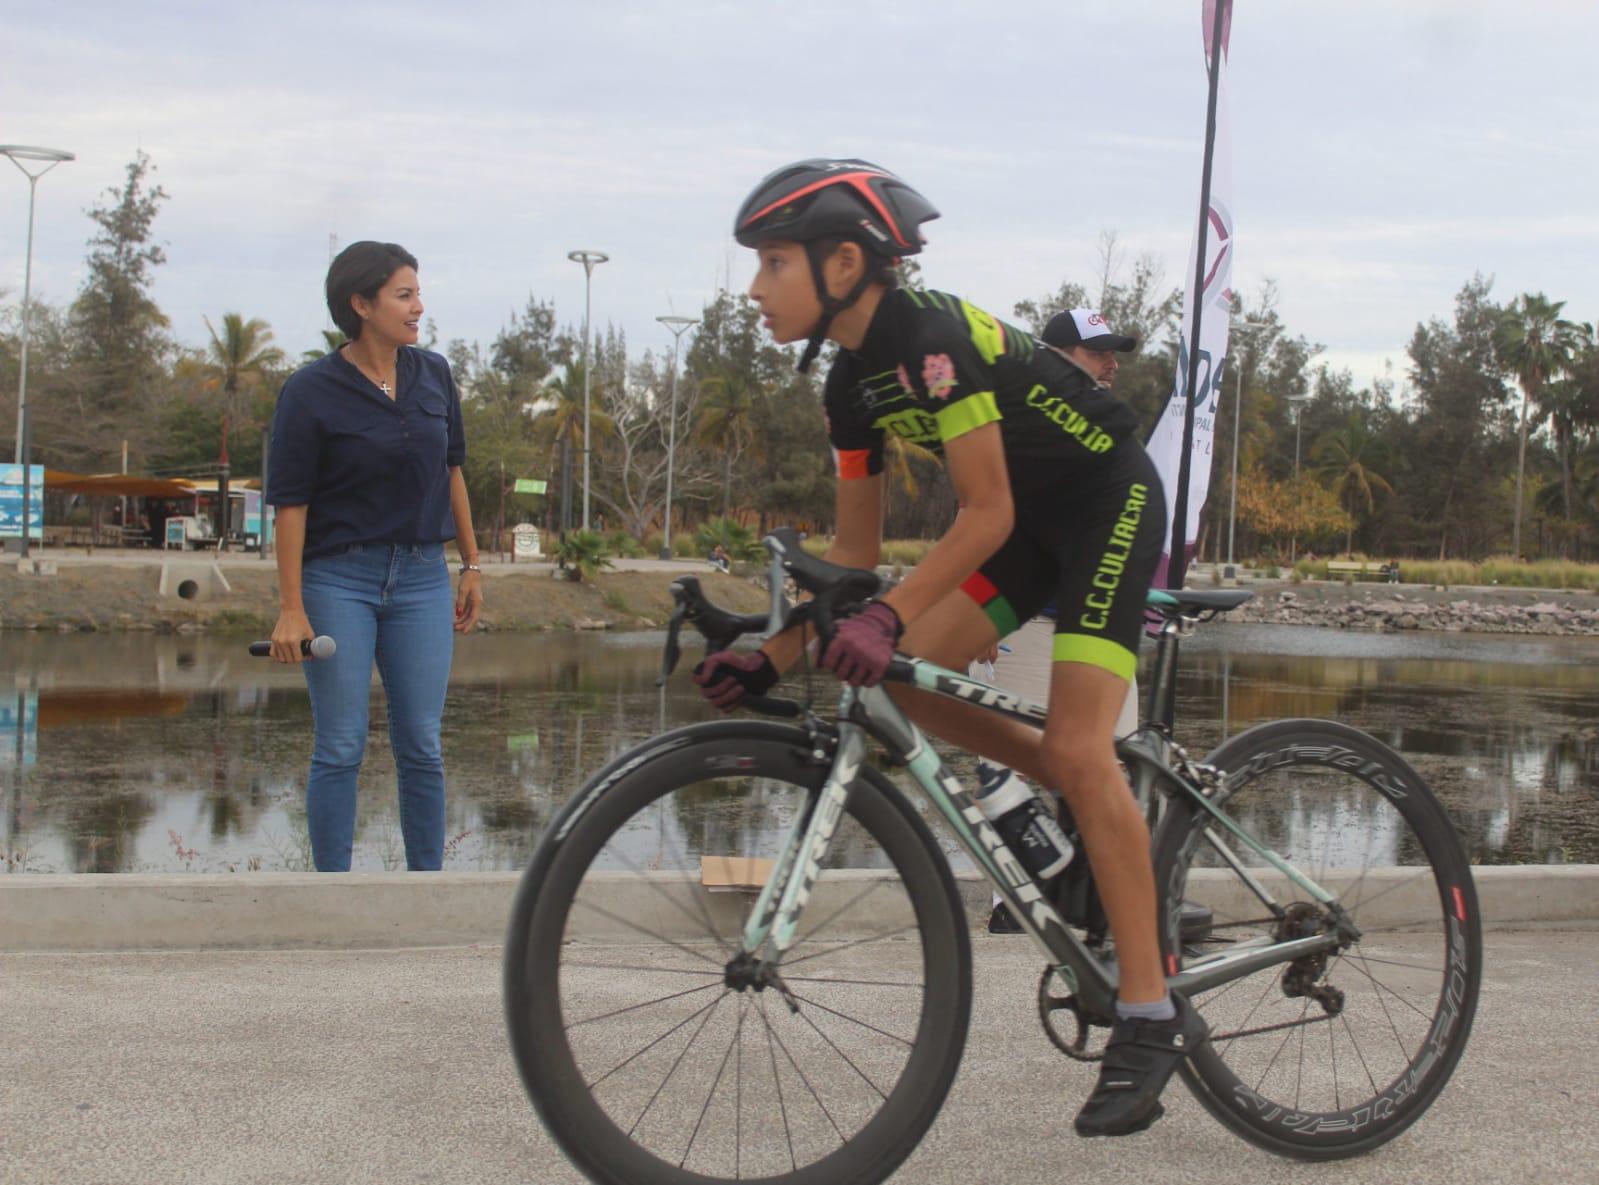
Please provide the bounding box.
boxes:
[3,865,1596,952]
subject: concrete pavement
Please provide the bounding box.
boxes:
[3,931,1596,1185]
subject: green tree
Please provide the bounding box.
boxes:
[204,313,284,473]
[1495,292,1581,556]
[69,151,171,465]
[1405,276,1511,559]
[1311,413,1394,556]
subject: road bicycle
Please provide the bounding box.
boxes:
[504,528,1481,1185]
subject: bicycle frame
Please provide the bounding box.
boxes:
[733,622,1348,1021]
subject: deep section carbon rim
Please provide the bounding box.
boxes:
[1153,719,1482,1158]
[505,724,971,1185]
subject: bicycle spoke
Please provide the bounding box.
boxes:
[1251,999,1311,1093]
[781,974,922,989]
[628,994,725,1138]
[1216,967,1289,1052]
[567,979,722,1031]
[571,898,726,969]
[791,878,893,948]
[1346,953,1445,975]
[657,794,738,954]
[786,990,915,1048]
[679,998,745,1168]
[1336,950,1433,1027]
[758,995,846,1145]
[564,961,725,979]
[760,997,798,1174]
[587,991,726,1091]
[605,841,732,956]
[1338,1007,1382,1097]
[781,924,920,969]
[796,1003,891,1101]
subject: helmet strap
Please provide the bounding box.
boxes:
[796,240,876,375]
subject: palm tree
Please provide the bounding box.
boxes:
[204,313,284,458]
[530,363,615,530]
[1311,413,1393,556]
[696,370,762,518]
[300,328,347,364]
[204,314,284,548]
[1495,293,1581,557]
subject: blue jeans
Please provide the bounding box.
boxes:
[300,542,454,871]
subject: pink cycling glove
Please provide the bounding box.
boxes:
[693,650,778,711]
[820,602,904,688]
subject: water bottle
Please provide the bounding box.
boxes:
[975,763,1074,880]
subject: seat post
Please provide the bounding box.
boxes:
[1144,617,1183,735]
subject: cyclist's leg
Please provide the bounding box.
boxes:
[1037,661,1161,998]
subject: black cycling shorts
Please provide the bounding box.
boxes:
[958,444,1164,681]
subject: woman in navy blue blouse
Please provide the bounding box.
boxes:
[266,241,483,871]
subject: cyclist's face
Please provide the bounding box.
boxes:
[748,241,822,344]
[1067,345,1120,387]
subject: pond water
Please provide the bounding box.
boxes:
[3,624,1596,873]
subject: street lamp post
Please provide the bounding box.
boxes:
[1288,392,1311,567]
[2,145,74,560]
[567,250,609,532]
[655,315,698,560]
[1225,319,1271,579]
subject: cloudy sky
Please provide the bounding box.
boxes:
[4,1,1596,392]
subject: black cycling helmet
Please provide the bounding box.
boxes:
[734,159,940,372]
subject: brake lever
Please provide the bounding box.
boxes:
[657,601,686,687]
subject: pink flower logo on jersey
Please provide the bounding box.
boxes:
[922,353,957,400]
[896,364,911,389]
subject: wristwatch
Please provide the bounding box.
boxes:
[459,562,482,575]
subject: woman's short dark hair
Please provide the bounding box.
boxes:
[325,241,419,340]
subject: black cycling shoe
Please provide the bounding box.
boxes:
[987,901,1023,934]
[1074,993,1208,1138]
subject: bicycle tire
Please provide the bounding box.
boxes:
[1151,718,1481,1159]
[504,719,972,1185]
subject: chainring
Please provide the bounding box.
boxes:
[1037,967,1112,1062]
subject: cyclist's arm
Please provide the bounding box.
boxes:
[758,472,883,673]
[878,422,1011,627]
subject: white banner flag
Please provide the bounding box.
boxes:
[1147,0,1235,590]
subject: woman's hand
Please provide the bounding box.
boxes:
[270,608,316,664]
[455,570,484,633]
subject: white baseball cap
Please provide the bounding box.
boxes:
[1042,308,1138,353]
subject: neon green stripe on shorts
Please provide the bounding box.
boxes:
[1051,633,1137,681]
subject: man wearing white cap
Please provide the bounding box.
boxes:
[980,307,1142,934]
[1042,306,1140,388]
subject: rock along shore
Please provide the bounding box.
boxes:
[1233,579,1599,637]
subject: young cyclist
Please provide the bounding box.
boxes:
[692,158,1206,1138]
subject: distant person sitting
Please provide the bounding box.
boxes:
[709,543,731,572]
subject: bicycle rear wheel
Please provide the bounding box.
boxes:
[504,720,972,1185]
[1151,719,1481,1159]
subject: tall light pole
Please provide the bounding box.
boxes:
[2,145,74,560]
[567,250,608,531]
[1225,318,1271,578]
[655,314,697,559]
[1288,392,1311,567]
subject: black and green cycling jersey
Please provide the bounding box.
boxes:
[823,287,1140,490]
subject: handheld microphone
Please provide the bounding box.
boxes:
[249,636,337,659]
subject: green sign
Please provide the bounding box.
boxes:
[514,479,548,495]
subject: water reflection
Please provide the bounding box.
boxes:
[2,623,1596,873]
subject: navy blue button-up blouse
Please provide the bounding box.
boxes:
[266,347,467,560]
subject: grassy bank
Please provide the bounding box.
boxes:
[1293,555,1599,591]
[0,563,770,633]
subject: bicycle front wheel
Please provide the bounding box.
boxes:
[1151,719,1482,1160]
[504,720,972,1185]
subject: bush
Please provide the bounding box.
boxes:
[554,530,613,582]
[693,518,764,563]
[605,530,646,559]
